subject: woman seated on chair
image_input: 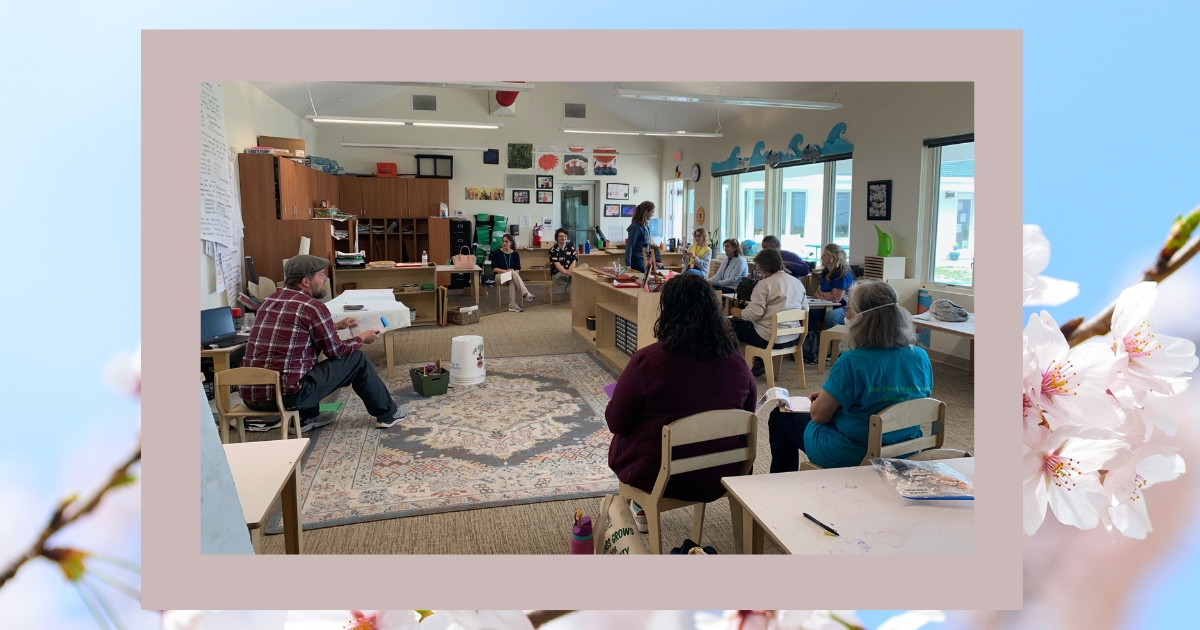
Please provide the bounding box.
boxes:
[490,233,536,312]
[605,273,757,529]
[729,248,809,376]
[681,227,712,277]
[708,238,749,291]
[769,280,932,471]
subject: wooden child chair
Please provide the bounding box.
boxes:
[799,397,946,470]
[743,308,808,389]
[213,367,303,444]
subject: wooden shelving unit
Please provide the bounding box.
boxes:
[571,269,663,375]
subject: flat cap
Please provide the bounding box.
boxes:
[283,254,330,281]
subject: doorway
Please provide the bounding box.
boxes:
[559,182,595,248]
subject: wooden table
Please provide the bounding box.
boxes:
[202,342,247,414]
[224,438,309,554]
[914,314,975,375]
[722,458,974,555]
[436,264,482,305]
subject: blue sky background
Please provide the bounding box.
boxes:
[2,0,1198,627]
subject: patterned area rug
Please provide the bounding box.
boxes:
[268,353,619,532]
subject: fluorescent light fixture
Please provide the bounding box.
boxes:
[616,88,842,110]
[308,115,501,129]
[349,81,535,92]
[342,142,491,151]
[563,128,721,138]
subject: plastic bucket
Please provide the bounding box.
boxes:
[449,335,486,386]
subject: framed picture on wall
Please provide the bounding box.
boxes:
[512,190,530,204]
[866,180,892,220]
[606,182,630,200]
[537,190,554,204]
[536,175,553,189]
[603,204,621,217]
[620,204,636,217]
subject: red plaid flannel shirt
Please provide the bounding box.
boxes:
[238,286,364,402]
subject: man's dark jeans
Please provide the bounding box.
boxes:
[245,350,396,421]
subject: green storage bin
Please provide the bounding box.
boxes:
[475,213,491,223]
[492,216,508,231]
[410,368,450,397]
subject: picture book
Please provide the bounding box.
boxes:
[754,387,812,422]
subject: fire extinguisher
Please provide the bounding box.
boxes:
[532,225,543,247]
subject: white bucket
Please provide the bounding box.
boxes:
[449,335,486,386]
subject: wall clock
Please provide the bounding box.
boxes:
[691,163,701,182]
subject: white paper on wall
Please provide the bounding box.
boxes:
[200,82,244,306]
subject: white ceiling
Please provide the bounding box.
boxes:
[249,81,835,133]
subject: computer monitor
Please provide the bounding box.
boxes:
[201,306,237,343]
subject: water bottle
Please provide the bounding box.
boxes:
[422,250,428,265]
[570,509,594,554]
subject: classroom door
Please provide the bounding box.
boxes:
[559,184,593,247]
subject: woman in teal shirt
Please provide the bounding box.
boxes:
[769,280,933,470]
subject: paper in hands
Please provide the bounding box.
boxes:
[754,387,811,422]
[347,311,385,336]
[498,271,513,284]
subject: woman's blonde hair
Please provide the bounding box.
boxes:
[631,201,655,226]
[821,243,850,281]
[693,227,708,247]
[841,280,917,350]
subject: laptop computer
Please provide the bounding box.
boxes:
[201,306,243,348]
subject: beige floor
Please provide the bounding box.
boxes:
[254,295,975,555]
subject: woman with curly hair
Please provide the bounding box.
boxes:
[604,273,757,532]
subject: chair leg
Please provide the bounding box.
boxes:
[796,348,806,388]
[728,496,745,554]
[764,356,776,389]
[219,413,229,444]
[237,418,246,443]
[817,335,831,374]
[646,504,663,555]
[691,502,706,544]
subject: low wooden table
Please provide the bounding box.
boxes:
[223,439,309,554]
[202,342,247,413]
[914,314,975,375]
[435,264,482,305]
[722,458,974,555]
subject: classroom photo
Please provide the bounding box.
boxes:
[199,80,976,555]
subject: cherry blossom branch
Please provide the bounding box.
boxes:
[528,611,575,628]
[0,440,141,589]
[1066,207,1200,346]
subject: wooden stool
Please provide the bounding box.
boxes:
[816,324,848,374]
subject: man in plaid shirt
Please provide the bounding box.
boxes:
[239,255,407,433]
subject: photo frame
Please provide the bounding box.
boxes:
[603,203,621,217]
[483,149,499,165]
[536,175,554,190]
[606,182,630,200]
[537,190,554,204]
[512,190,530,204]
[866,179,892,220]
[620,204,635,217]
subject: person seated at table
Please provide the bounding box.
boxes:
[490,233,537,313]
[238,255,408,433]
[803,243,857,363]
[769,280,932,471]
[548,228,578,293]
[730,248,809,376]
[624,201,661,273]
[605,273,756,531]
[682,227,712,277]
[708,238,749,291]
[761,234,810,279]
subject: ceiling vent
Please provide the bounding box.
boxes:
[413,95,437,111]
[564,103,587,119]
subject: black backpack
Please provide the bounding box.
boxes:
[735,277,757,301]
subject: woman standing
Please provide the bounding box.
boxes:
[708,238,749,292]
[681,227,712,277]
[605,273,756,529]
[769,280,932,470]
[489,233,536,312]
[624,201,656,273]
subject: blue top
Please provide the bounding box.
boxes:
[625,223,650,268]
[489,248,521,271]
[820,270,855,307]
[711,255,749,288]
[804,345,933,468]
[779,249,810,279]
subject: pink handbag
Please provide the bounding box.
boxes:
[452,246,475,270]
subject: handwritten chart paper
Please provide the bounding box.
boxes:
[200,82,236,248]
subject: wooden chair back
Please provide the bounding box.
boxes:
[763,308,807,349]
[648,409,758,499]
[865,398,946,460]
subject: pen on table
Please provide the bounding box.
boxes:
[803,512,839,537]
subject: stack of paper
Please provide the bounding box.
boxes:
[335,251,366,267]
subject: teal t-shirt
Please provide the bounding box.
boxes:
[804,345,933,468]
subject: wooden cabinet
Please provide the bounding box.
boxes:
[317,171,339,210]
[339,177,364,216]
[407,178,451,217]
[276,157,308,220]
[361,178,408,218]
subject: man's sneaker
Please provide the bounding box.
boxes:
[375,405,409,429]
[751,358,766,377]
[293,413,336,435]
[630,500,648,533]
[524,293,536,302]
[509,305,524,312]
[243,418,282,432]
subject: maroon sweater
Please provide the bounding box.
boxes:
[605,342,757,503]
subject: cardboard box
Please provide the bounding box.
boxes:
[257,136,306,158]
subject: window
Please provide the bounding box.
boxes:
[716,175,733,241]
[777,162,826,264]
[832,160,852,253]
[927,141,974,287]
[738,170,766,239]
[789,192,807,236]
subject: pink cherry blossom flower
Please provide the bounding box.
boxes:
[1024,312,1120,431]
[1110,281,1198,401]
[103,344,141,398]
[1023,425,1131,535]
[285,610,420,630]
[1023,224,1079,306]
[1102,444,1186,539]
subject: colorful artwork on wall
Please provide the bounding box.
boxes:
[563,146,587,175]
[465,187,506,201]
[592,147,617,176]
[507,143,533,169]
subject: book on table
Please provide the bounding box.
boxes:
[754,387,811,422]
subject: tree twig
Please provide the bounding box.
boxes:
[0,440,141,588]
[1066,232,1200,347]
[528,611,575,628]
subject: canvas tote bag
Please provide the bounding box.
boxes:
[592,494,647,554]
[452,246,475,270]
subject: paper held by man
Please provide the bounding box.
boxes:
[347,311,385,337]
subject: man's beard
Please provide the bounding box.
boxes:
[311,284,327,300]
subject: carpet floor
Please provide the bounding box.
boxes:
[250,296,975,554]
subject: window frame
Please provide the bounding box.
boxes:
[918,135,975,293]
